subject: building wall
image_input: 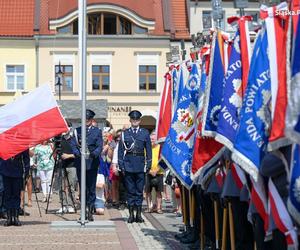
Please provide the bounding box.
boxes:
[0,40,36,104]
[188,1,260,34]
[38,37,169,129]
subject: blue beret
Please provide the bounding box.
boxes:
[128,110,142,120]
[86,109,96,119]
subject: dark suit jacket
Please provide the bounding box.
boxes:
[71,126,103,171]
[0,150,30,178]
[118,127,152,173]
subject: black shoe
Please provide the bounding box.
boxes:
[180,229,199,244]
[87,206,94,221]
[3,209,12,227]
[127,206,135,223]
[0,211,7,219]
[135,206,144,223]
[19,208,30,216]
[175,230,190,240]
[12,209,21,226]
[118,204,126,210]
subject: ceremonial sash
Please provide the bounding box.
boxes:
[269,179,298,249]
[251,175,269,232]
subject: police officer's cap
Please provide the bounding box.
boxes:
[128,110,142,120]
[86,109,96,120]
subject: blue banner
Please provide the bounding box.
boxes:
[232,28,271,181]
[161,63,201,188]
[216,30,242,150]
[202,32,225,137]
[286,17,300,143]
[288,144,300,226]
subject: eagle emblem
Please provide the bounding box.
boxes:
[186,73,200,91]
[229,78,243,110]
[256,89,272,136]
[293,176,300,203]
[172,103,197,148]
[181,160,190,177]
[234,35,241,54]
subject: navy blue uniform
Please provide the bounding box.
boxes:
[71,126,103,208]
[118,127,152,206]
[0,150,29,210]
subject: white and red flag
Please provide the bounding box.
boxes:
[260,2,291,150]
[156,71,172,143]
[0,84,68,160]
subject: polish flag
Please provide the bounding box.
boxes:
[0,84,68,160]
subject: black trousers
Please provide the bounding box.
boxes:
[3,176,22,209]
[77,167,98,207]
[124,172,145,206]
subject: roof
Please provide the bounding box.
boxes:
[49,0,155,21]
[170,0,190,39]
[0,0,190,39]
[0,0,35,37]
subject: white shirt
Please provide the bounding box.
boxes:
[112,143,119,165]
[96,174,105,200]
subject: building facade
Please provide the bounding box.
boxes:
[0,0,260,130]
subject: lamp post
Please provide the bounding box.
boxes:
[56,62,64,101]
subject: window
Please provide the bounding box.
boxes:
[139,65,156,91]
[119,16,132,34]
[202,11,212,30]
[6,65,25,91]
[56,13,147,35]
[55,65,73,91]
[133,24,147,34]
[92,65,110,91]
[104,14,117,34]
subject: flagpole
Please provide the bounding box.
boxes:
[79,0,87,226]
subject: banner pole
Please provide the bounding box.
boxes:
[79,0,87,226]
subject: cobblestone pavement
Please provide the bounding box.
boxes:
[0,192,187,250]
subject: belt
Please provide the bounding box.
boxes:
[126,152,144,157]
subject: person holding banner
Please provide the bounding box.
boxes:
[0,150,30,226]
[118,110,152,223]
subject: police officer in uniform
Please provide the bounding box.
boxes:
[71,109,103,221]
[0,150,29,226]
[118,110,152,223]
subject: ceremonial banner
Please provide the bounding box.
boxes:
[216,30,243,150]
[191,55,224,180]
[287,144,300,226]
[0,84,68,160]
[161,63,201,188]
[286,16,300,143]
[269,179,299,249]
[171,66,179,114]
[202,31,225,137]
[232,29,271,181]
[261,3,290,150]
[156,71,172,143]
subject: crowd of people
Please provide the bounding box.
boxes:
[0,109,182,227]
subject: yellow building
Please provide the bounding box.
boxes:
[0,40,36,104]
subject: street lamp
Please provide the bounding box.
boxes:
[56,62,64,101]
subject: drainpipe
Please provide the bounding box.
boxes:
[35,36,39,88]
